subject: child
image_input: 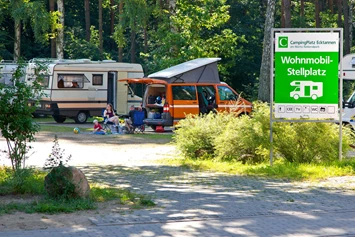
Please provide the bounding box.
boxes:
[93,119,105,135]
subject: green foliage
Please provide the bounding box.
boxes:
[64,27,102,60]
[0,60,45,171]
[144,0,245,75]
[214,103,270,163]
[274,121,353,163]
[0,167,155,214]
[162,157,355,181]
[0,167,45,195]
[173,102,353,164]
[174,112,234,159]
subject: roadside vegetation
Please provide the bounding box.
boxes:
[0,167,155,215]
[169,102,355,181]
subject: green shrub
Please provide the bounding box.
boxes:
[214,102,271,163]
[0,168,45,195]
[274,121,353,163]
[173,112,234,159]
[173,102,354,164]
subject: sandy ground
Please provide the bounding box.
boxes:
[0,130,176,231]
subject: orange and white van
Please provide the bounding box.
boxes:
[120,58,252,130]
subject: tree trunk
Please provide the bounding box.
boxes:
[337,0,342,27]
[349,1,353,52]
[300,0,305,26]
[315,0,320,27]
[14,19,21,61]
[99,0,103,59]
[130,30,136,63]
[56,0,64,59]
[144,27,148,54]
[283,0,291,27]
[329,0,334,13]
[118,1,123,62]
[281,0,285,27]
[49,0,56,58]
[343,0,351,54]
[257,0,275,103]
[85,0,90,41]
[110,0,115,50]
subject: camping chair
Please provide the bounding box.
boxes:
[130,110,145,133]
[101,108,116,133]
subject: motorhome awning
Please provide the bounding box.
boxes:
[147,58,221,83]
[119,78,168,85]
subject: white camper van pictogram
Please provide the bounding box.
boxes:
[290,80,323,100]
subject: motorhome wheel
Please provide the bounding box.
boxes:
[75,112,88,124]
[53,115,66,123]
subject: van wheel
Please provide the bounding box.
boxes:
[75,111,88,124]
[151,125,156,131]
[53,115,66,123]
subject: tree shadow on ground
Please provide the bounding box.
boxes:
[77,164,355,236]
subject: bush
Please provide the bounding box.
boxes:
[173,112,235,159]
[213,102,271,163]
[274,121,353,163]
[173,102,354,164]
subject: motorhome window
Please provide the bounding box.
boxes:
[58,74,86,88]
[351,57,355,68]
[218,86,238,101]
[29,75,49,87]
[172,86,196,100]
[92,74,103,85]
[0,73,14,85]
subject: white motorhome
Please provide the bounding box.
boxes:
[341,54,355,128]
[0,59,144,123]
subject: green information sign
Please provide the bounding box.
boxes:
[274,32,339,119]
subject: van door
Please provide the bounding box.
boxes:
[216,85,240,112]
[216,84,252,114]
[171,85,199,121]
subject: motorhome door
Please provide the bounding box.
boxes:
[107,72,116,108]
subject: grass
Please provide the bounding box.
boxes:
[0,167,155,215]
[161,157,355,181]
[38,125,92,133]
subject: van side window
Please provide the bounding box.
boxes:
[218,86,238,101]
[172,86,197,100]
[92,74,103,85]
[57,74,88,88]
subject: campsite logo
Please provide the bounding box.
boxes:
[278,36,288,48]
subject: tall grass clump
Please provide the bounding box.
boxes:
[173,102,354,164]
[213,102,271,163]
[173,113,235,159]
[274,121,353,163]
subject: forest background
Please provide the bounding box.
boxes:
[0,0,354,101]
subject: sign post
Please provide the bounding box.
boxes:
[270,29,343,165]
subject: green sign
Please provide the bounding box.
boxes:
[274,32,339,119]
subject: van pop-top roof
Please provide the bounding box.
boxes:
[148,58,221,83]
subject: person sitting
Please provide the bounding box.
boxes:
[104,103,119,126]
[93,119,105,134]
[72,80,79,88]
[124,105,136,132]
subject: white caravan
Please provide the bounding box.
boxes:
[0,59,144,123]
[341,54,355,128]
